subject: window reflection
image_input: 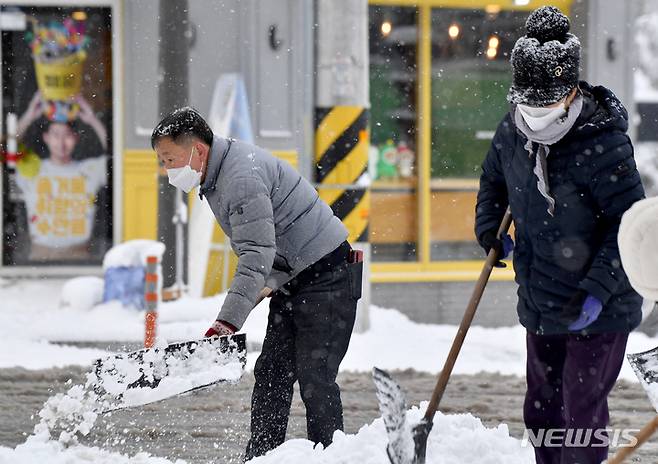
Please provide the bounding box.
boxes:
[431,9,525,179]
[429,9,525,261]
[369,6,418,262]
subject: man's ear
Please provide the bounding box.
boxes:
[198,142,210,163]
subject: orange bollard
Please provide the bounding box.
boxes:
[144,311,157,348]
[144,255,159,348]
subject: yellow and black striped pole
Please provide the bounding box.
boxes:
[316,0,370,332]
[315,106,370,243]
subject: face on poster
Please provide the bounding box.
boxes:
[1,6,113,266]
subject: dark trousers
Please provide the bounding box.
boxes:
[524,330,628,464]
[244,243,361,461]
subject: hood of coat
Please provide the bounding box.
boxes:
[570,80,629,138]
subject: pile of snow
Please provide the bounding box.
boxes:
[0,439,185,464]
[249,405,532,464]
[636,143,658,197]
[59,277,104,311]
[102,240,166,269]
[0,402,533,464]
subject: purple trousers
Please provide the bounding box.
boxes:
[524,331,628,464]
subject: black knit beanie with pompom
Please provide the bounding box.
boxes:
[507,6,580,107]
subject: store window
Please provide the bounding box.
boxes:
[1,6,113,266]
[369,4,533,265]
[429,8,525,261]
[369,5,419,262]
[431,9,524,179]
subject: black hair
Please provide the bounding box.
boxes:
[150,106,214,149]
[38,118,79,134]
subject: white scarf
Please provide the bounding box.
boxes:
[517,104,567,131]
[514,93,584,216]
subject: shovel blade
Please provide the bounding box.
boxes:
[627,346,658,412]
[372,367,414,464]
[93,333,247,411]
[373,367,432,464]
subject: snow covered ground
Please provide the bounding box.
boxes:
[0,277,656,464]
[1,277,656,380]
[0,438,187,464]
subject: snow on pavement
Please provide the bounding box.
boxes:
[0,278,657,382]
[0,339,107,370]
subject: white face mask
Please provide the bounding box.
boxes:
[517,102,567,132]
[166,146,203,193]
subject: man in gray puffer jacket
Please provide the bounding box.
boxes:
[152,107,363,460]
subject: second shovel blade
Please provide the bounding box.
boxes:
[628,346,658,412]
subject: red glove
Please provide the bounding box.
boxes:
[205,320,237,338]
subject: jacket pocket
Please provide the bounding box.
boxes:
[347,261,364,300]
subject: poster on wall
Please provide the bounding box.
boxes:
[1,6,113,266]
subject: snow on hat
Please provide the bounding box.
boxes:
[618,197,658,301]
[508,6,580,107]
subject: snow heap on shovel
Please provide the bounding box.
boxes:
[29,336,245,446]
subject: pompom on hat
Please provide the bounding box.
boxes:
[508,6,581,107]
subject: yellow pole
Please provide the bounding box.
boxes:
[417,5,432,265]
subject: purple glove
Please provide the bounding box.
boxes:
[502,234,514,258]
[480,230,514,268]
[567,295,603,331]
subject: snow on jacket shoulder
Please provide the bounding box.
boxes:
[199,136,348,329]
[475,81,645,335]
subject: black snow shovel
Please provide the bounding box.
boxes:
[91,287,274,412]
[606,346,658,464]
[93,333,247,412]
[373,206,513,464]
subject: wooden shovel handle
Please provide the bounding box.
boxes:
[423,207,513,422]
[606,415,658,464]
[257,287,273,305]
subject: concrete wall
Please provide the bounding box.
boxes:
[372,281,520,327]
[571,0,636,126]
[373,281,658,337]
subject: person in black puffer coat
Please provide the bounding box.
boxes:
[475,6,645,464]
